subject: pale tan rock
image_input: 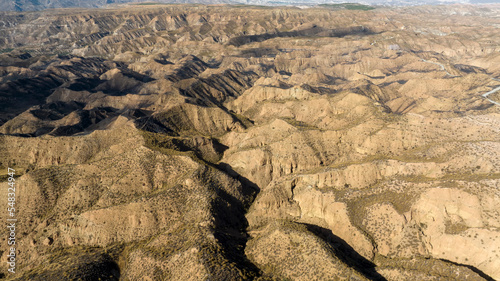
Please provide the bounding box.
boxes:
[412,188,500,280]
[1,4,500,280]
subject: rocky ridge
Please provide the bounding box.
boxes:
[1,4,500,281]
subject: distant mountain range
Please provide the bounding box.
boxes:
[0,0,235,12]
[0,0,498,12]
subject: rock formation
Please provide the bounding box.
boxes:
[1,3,500,280]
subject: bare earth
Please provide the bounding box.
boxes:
[1,4,500,281]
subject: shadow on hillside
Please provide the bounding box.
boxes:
[302,223,387,281]
[202,163,262,279]
[440,259,495,281]
[218,162,260,207]
[17,252,120,281]
[228,25,376,47]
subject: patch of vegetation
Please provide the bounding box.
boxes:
[199,241,260,280]
[229,111,254,130]
[140,130,232,171]
[444,219,469,235]
[132,2,163,5]
[344,191,418,235]
[0,48,14,54]
[13,245,121,281]
[374,254,490,280]
[438,172,500,182]
[142,225,198,260]
[281,117,321,131]
[229,4,277,9]
[239,47,278,58]
[140,130,207,165]
[318,3,375,11]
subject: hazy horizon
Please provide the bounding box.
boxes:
[2,0,500,12]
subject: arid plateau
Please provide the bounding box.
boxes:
[1,3,500,280]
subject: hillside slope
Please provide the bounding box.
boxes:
[1,4,500,280]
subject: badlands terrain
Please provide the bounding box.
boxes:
[1,3,500,280]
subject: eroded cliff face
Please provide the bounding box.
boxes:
[1,4,500,281]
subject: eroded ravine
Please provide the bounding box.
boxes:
[1,4,500,281]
